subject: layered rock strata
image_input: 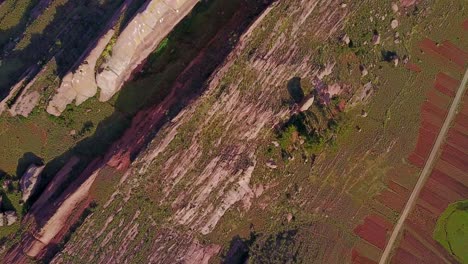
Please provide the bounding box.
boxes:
[96,0,199,102]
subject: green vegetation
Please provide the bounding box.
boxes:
[434,200,468,263]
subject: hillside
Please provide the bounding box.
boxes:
[0,0,466,263]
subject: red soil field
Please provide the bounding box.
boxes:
[354,215,392,250]
[419,39,468,70]
[391,89,468,262]
[430,169,468,197]
[434,72,458,97]
[391,247,422,264]
[352,249,377,264]
[405,62,422,73]
[447,129,468,153]
[398,231,441,261]
[376,180,410,212]
[352,38,467,264]
[463,19,468,31]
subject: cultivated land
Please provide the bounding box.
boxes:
[0,0,466,263]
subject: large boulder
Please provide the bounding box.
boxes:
[5,211,18,226]
[19,164,45,203]
[47,29,115,116]
[96,0,199,101]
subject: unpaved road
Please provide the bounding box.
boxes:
[379,67,468,264]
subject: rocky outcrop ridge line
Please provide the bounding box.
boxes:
[45,0,136,116]
[49,0,349,262]
[46,29,115,116]
[96,0,199,102]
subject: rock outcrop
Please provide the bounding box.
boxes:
[96,0,199,102]
[46,29,115,116]
[19,164,45,203]
[3,0,351,263]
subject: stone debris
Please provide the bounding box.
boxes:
[266,160,278,169]
[402,55,409,64]
[372,32,380,45]
[4,211,18,226]
[341,34,350,45]
[360,64,368,77]
[287,213,294,223]
[271,141,280,147]
[391,19,399,29]
[299,95,315,112]
[317,62,335,80]
[20,164,45,203]
[361,109,368,117]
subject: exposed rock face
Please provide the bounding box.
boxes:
[3,0,351,263]
[48,1,348,262]
[19,164,45,203]
[0,211,19,226]
[96,0,199,102]
[5,65,41,117]
[299,95,315,112]
[46,29,115,116]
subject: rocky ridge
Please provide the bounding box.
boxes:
[46,0,198,116]
[41,0,350,263]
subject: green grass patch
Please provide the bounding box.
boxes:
[434,200,468,264]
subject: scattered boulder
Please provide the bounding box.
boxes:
[393,57,399,66]
[391,19,399,29]
[299,95,315,112]
[271,141,280,148]
[20,164,45,203]
[266,160,277,169]
[2,180,12,191]
[372,31,381,45]
[0,213,4,227]
[361,109,368,117]
[360,64,368,77]
[392,2,399,13]
[402,55,409,64]
[69,129,77,136]
[4,211,18,226]
[317,62,335,80]
[341,34,350,45]
[287,213,293,223]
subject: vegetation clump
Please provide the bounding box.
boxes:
[434,200,468,263]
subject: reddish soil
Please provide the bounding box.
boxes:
[463,19,468,31]
[353,38,467,263]
[419,39,468,71]
[434,72,459,97]
[392,100,467,261]
[352,249,377,264]
[353,215,392,250]
[376,180,409,213]
[405,62,422,73]
[391,247,422,264]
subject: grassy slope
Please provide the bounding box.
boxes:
[434,200,468,264]
[205,0,467,262]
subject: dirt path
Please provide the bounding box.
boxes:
[379,67,468,264]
